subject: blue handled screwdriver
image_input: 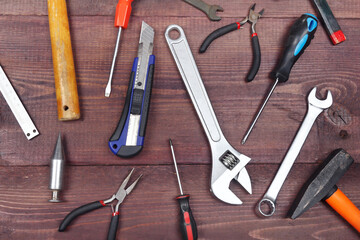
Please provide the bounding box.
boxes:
[108,21,155,158]
[242,14,318,144]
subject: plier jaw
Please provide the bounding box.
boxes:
[248,3,265,33]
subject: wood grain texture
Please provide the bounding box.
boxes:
[0,165,359,239]
[0,0,360,239]
[0,15,359,166]
[0,0,359,19]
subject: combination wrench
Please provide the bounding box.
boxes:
[165,25,252,205]
[258,87,333,216]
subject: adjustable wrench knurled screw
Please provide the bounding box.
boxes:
[258,87,333,217]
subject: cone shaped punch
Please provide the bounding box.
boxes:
[49,133,66,202]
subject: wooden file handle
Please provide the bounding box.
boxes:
[325,188,360,232]
[48,0,80,121]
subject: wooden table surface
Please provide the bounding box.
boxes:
[1,0,359,239]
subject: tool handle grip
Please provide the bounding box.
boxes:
[247,34,261,82]
[272,14,318,83]
[107,212,120,240]
[199,22,239,53]
[58,201,105,231]
[325,188,360,232]
[177,195,198,240]
[115,0,134,28]
[312,0,346,44]
[108,56,155,158]
[48,0,80,121]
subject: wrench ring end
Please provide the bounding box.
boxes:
[257,198,276,217]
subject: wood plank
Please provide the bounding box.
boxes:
[1,0,359,19]
[0,164,359,239]
[0,15,359,166]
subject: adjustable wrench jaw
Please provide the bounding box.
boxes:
[210,138,251,205]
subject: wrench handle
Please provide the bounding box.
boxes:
[259,104,323,216]
[165,25,223,143]
[183,0,211,16]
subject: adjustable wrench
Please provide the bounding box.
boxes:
[258,87,333,216]
[165,25,252,205]
[182,0,223,21]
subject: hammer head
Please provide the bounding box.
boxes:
[288,149,354,219]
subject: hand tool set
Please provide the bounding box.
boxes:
[169,139,198,240]
[200,4,264,82]
[1,0,358,238]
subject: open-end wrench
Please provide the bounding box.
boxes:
[258,87,333,217]
[165,25,252,205]
[183,0,223,21]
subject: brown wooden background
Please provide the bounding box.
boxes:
[0,0,359,239]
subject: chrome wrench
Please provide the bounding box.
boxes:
[0,65,39,140]
[258,87,333,216]
[165,25,252,205]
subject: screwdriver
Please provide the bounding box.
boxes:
[242,14,318,144]
[169,139,198,240]
[105,0,134,97]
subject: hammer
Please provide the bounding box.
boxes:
[288,149,360,232]
[48,0,80,121]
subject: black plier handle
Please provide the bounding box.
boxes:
[199,4,264,82]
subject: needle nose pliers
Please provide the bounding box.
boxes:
[199,3,264,82]
[58,168,142,240]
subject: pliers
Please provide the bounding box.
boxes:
[58,169,142,240]
[199,4,264,82]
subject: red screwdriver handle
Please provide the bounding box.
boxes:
[115,0,134,28]
[176,195,198,240]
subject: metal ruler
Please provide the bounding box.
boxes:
[0,65,39,140]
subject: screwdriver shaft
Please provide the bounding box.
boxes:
[105,27,122,97]
[169,139,184,195]
[242,78,279,144]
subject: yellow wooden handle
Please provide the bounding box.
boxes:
[48,0,80,121]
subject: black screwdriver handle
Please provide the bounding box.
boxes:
[107,212,120,240]
[199,22,239,53]
[176,195,198,240]
[59,201,106,232]
[247,34,261,82]
[272,14,318,82]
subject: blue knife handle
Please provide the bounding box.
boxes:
[108,55,155,158]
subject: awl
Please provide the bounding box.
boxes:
[108,21,155,158]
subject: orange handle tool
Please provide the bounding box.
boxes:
[114,0,134,28]
[325,188,360,232]
[48,0,80,121]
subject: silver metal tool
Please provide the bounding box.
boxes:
[105,27,122,97]
[257,87,333,217]
[183,0,223,21]
[0,65,39,140]
[165,25,252,205]
[49,133,66,202]
[169,139,184,195]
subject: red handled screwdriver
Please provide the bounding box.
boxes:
[105,0,134,97]
[169,139,198,240]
